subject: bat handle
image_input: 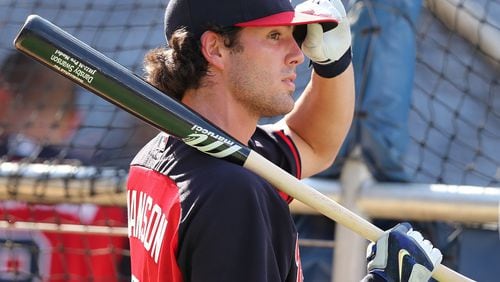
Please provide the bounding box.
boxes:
[434,264,476,282]
[243,150,476,282]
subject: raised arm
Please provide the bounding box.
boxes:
[275,0,355,178]
[284,63,354,178]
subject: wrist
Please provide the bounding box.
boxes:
[312,47,352,78]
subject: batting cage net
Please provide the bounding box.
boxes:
[0,0,499,281]
[407,0,500,186]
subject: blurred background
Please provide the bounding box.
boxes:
[0,0,499,281]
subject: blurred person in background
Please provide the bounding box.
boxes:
[0,52,129,281]
[0,52,80,162]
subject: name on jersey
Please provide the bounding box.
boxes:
[127,190,168,263]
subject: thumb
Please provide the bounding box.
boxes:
[304,23,324,47]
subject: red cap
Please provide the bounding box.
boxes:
[164,0,338,41]
[236,10,338,28]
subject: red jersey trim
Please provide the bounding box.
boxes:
[275,130,302,179]
[274,130,302,204]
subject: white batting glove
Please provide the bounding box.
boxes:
[295,0,352,77]
[366,223,443,282]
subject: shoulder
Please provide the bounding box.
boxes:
[251,126,302,179]
[177,157,292,218]
[189,160,271,200]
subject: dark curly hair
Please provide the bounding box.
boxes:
[143,25,242,101]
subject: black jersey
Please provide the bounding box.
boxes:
[127,126,303,282]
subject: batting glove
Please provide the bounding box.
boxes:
[366,223,443,282]
[295,0,352,78]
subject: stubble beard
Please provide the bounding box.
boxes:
[228,62,295,118]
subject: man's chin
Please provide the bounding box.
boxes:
[261,104,294,118]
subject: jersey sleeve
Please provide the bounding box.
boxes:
[176,166,297,282]
[249,126,302,204]
[251,127,302,179]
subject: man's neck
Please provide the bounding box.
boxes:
[182,87,258,145]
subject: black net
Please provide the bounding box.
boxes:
[1,0,164,169]
[310,0,500,187]
[405,1,500,186]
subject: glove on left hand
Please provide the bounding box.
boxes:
[295,0,352,77]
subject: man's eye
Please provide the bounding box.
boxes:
[269,32,281,40]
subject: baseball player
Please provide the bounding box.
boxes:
[126,0,442,281]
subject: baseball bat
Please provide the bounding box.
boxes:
[13,15,473,282]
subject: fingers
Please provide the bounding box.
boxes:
[328,0,347,17]
[407,229,443,266]
[430,248,444,265]
[295,3,315,14]
[407,229,424,242]
[296,0,342,19]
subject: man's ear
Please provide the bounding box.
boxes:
[199,31,225,70]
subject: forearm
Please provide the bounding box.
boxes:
[283,64,355,178]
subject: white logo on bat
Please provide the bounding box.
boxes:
[183,132,241,158]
